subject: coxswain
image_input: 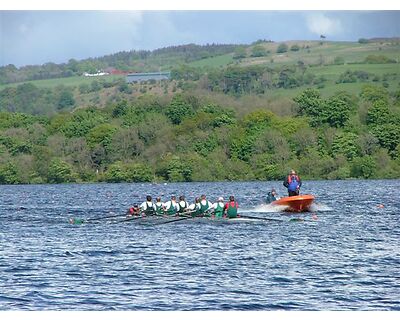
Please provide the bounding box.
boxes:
[127,203,140,216]
[224,195,239,218]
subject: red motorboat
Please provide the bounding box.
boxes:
[271,194,315,212]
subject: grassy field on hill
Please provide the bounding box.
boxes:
[0,74,124,90]
[189,53,234,68]
[187,40,400,70]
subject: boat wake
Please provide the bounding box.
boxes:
[241,202,333,214]
[310,203,333,212]
[240,204,286,213]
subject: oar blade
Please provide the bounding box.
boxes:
[69,218,85,225]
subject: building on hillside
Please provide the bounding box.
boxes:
[83,71,109,77]
[104,67,132,75]
[126,72,171,83]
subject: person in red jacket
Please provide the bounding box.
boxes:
[224,195,239,218]
[127,203,141,216]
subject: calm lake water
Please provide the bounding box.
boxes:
[0,180,399,310]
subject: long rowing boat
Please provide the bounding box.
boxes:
[271,194,315,212]
[121,213,284,224]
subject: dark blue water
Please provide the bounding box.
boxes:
[0,180,399,310]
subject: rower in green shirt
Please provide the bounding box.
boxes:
[178,195,189,215]
[164,195,179,216]
[212,197,225,218]
[154,197,164,215]
[199,194,213,216]
[187,197,201,217]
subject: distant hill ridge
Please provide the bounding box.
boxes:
[0,37,399,85]
[0,43,242,85]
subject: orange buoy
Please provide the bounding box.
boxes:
[377,204,384,208]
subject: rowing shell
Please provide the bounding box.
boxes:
[125,215,269,223]
[271,194,315,212]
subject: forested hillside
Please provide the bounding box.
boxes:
[0,38,399,184]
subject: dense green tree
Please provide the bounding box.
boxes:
[324,96,352,127]
[165,95,195,124]
[370,123,400,155]
[118,82,133,94]
[171,65,201,81]
[125,162,153,182]
[108,128,144,162]
[290,44,300,51]
[293,88,324,125]
[251,153,284,180]
[47,159,76,183]
[276,66,300,89]
[233,47,247,59]
[358,132,380,155]
[86,123,118,149]
[350,156,377,178]
[156,154,192,182]
[360,85,389,103]
[276,43,288,53]
[105,161,128,182]
[57,90,75,110]
[366,100,390,126]
[331,132,360,160]
[336,70,357,83]
[251,45,267,57]
[0,162,19,184]
[358,38,369,44]
[59,108,108,138]
[290,127,318,156]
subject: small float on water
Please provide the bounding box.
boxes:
[271,194,315,212]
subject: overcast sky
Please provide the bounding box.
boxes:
[1,10,399,67]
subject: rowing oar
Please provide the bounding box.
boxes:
[238,214,284,222]
[69,211,127,225]
[115,211,159,223]
[153,209,205,225]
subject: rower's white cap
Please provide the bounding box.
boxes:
[218,197,224,201]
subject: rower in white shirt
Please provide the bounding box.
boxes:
[140,195,156,215]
